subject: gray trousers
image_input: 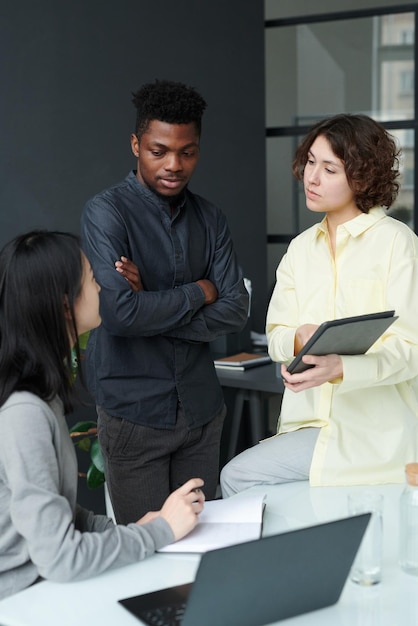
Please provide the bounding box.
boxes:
[220,427,320,498]
[98,402,226,524]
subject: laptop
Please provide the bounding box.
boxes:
[119,513,370,626]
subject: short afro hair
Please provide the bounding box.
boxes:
[293,114,401,212]
[132,79,207,139]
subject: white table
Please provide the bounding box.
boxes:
[0,482,417,626]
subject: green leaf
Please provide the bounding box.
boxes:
[78,331,90,351]
[76,437,91,452]
[69,332,91,382]
[91,439,105,473]
[69,421,97,434]
[87,463,105,489]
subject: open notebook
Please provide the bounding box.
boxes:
[158,492,266,553]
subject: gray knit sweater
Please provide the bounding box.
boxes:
[0,391,174,600]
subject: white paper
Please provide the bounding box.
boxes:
[159,492,266,553]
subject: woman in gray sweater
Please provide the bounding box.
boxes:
[0,230,204,600]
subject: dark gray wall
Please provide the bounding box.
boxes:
[0,0,268,331]
[2,1,267,512]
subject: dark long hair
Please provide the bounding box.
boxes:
[0,231,83,413]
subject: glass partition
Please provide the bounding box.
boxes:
[266,7,417,249]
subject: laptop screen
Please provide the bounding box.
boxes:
[119,513,370,626]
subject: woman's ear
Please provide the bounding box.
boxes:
[63,295,72,321]
[64,295,77,347]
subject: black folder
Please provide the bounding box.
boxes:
[287,310,397,374]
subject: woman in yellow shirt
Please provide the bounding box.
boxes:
[221,114,418,496]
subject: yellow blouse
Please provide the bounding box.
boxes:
[266,208,418,485]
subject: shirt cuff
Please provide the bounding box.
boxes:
[182,282,206,310]
[136,516,175,551]
[338,354,378,392]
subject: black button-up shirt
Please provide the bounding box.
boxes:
[81,172,248,428]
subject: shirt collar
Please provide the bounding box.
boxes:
[128,170,187,213]
[315,207,387,239]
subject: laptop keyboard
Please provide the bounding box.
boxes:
[138,603,186,626]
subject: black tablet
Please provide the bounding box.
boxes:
[287,310,397,374]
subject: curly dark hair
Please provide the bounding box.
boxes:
[292,114,401,212]
[132,79,207,139]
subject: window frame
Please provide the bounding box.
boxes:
[265,3,418,244]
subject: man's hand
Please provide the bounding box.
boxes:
[115,256,143,291]
[196,279,218,305]
[135,478,205,542]
[281,354,343,393]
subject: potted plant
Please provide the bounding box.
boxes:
[69,331,105,489]
[69,420,105,489]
